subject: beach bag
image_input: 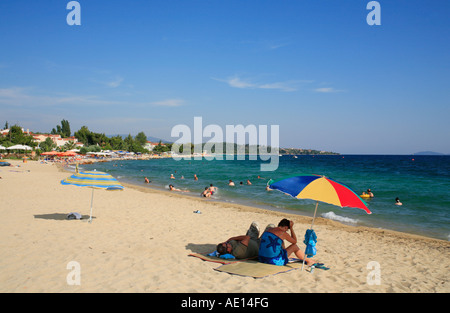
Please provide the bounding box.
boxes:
[67,212,82,220]
[304,229,317,257]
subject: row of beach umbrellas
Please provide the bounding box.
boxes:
[0,144,33,150]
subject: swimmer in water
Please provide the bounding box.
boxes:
[395,197,402,206]
[208,184,217,195]
[169,184,189,192]
[201,187,211,198]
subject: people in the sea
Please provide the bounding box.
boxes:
[144,177,150,184]
[395,197,402,206]
[169,184,188,192]
[208,184,217,195]
[216,221,275,259]
[201,187,211,198]
[366,189,374,197]
[258,218,314,266]
[194,174,198,181]
[239,181,243,186]
[228,180,235,186]
[170,174,175,179]
[246,179,252,185]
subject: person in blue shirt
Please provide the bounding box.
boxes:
[259,219,314,266]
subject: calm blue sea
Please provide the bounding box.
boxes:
[81,155,450,241]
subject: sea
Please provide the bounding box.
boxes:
[80,154,450,241]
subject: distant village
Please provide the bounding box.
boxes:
[0,126,164,152]
[0,121,339,162]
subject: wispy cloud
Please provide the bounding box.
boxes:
[213,76,309,92]
[225,77,256,89]
[151,99,185,107]
[105,76,124,88]
[259,81,298,92]
[0,86,122,107]
[314,87,345,93]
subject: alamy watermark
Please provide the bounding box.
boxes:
[366,261,381,285]
[66,1,381,27]
[171,117,280,171]
[66,261,81,286]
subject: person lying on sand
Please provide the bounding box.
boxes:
[259,219,314,266]
[216,221,275,259]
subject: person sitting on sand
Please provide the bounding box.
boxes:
[395,197,402,206]
[217,222,274,259]
[228,180,235,186]
[258,218,314,266]
[201,187,211,198]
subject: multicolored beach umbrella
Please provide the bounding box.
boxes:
[268,174,371,270]
[268,174,371,215]
[61,171,124,223]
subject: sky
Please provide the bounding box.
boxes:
[0,0,449,154]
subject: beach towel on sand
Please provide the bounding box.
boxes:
[188,252,255,264]
[214,259,305,278]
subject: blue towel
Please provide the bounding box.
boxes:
[304,229,317,257]
[207,251,236,259]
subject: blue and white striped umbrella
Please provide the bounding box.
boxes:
[61,171,124,223]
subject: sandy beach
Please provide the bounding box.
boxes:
[0,160,448,293]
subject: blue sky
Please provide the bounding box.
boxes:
[0,0,449,154]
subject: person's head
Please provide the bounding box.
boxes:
[169,184,174,189]
[278,218,290,230]
[210,184,213,187]
[205,187,208,190]
[216,242,231,255]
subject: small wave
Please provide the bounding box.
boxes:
[321,211,358,224]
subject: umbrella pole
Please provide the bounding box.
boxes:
[88,188,94,223]
[302,201,319,271]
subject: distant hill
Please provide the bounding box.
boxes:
[413,151,445,155]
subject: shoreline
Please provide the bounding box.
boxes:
[75,158,449,242]
[120,182,449,246]
[63,161,449,245]
[1,160,448,292]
